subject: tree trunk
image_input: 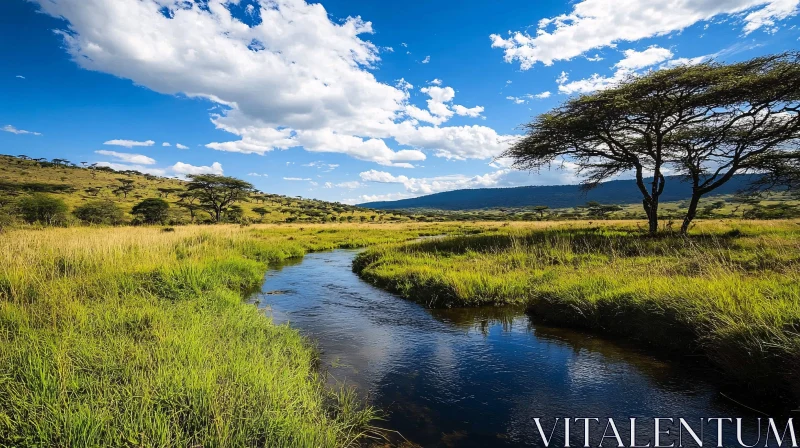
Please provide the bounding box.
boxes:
[681,191,702,235]
[215,208,222,222]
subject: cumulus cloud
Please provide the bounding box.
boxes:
[2,125,41,136]
[558,46,677,94]
[104,139,155,148]
[422,56,431,64]
[284,177,312,181]
[95,150,156,165]
[614,46,674,70]
[171,161,223,175]
[162,142,171,147]
[32,0,509,168]
[32,0,514,166]
[247,172,268,177]
[393,123,519,160]
[176,143,189,149]
[490,0,799,69]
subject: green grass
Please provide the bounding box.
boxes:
[353,220,800,399]
[0,223,481,447]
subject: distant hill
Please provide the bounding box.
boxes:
[0,155,397,223]
[360,175,762,210]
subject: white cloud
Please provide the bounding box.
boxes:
[422,55,431,64]
[2,125,41,136]
[401,42,408,47]
[33,0,514,166]
[284,177,312,181]
[15,75,25,79]
[393,123,519,160]
[94,162,166,176]
[614,46,674,70]
[303,161,339,171]
[95,150,156,165]
[429,78,442,85]
[171,161,223,175]
[335,181,362,189]
[248,172,268,177]
[359,169,512,195]
[176,143,189,149]
[558,46,710,95]
[162,142,171,147]
[452,104,485,118]
[490,0,799,69]
[557,69,632,94]
[104,139,155,148]
[345,192,415,204]
[506,91,551,104]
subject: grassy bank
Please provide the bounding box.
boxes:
[0,223,473,447]
[353,220,800,399]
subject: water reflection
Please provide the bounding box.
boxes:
[252,250,778,448]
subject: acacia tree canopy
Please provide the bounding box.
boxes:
[186,174,254,222]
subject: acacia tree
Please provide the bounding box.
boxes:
[669,53,800,233]
[501,67,709,234]
[186,174,254,222]
[504,53,800,234]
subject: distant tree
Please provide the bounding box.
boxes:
[585,202,623,218]
[252,206,269,221]
[74,200,125,225]
[532,205,550,220]
[131,198,170,224]
[84,187,101,197]
[176,190,206,222]
[186,174,254,222]
[80,161,88,168]
[16,194,68,225]
[157,187,181,198]
[113,178,135,198]
[224,205,245,223]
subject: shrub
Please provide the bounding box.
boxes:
[15,193,68,225]
[73,200,125,225]
[131,198,170,224]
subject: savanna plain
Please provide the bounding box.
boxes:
[0,219,798,447]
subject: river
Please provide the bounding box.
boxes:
[251,249,774,447]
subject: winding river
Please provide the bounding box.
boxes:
[251,249,775,447]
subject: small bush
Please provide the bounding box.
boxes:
[15,193,68,225]
[74,200,125,225]
[131,198,170,225]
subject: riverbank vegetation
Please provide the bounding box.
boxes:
[0,223,471,447]
[354,220,800,399]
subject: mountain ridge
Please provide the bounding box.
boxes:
[359,175,761,210]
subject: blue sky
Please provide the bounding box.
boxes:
[2,0,799,204]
